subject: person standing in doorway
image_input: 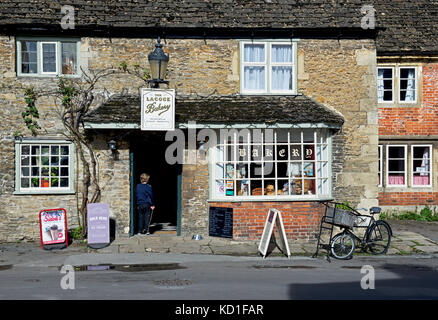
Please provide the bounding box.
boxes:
[135,173,155,235]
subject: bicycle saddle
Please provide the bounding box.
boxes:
[369,207,381,214]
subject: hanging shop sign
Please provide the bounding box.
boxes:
[258,208,291,259]
[141,88,175,131]
[39,208,68,250]
[87,203,110,249]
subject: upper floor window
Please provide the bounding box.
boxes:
[17,38,80,77]
[240,41,297,95]
[377,66,417,104]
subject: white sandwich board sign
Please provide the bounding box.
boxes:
[258,208,291,259]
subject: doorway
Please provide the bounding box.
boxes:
[130,132,180,235]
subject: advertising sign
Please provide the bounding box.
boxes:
[87,203,110,249]
[258,208,291,259]
[141,88,175,131]
[39,208,68,250]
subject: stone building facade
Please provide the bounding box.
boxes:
[0,1,435,242]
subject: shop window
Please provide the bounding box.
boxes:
[15,140,75,194]
[411,145,432,187]
[386,145,407,187]
[213,128,330,199]
[17,38,80,77]
[240,41,297,94]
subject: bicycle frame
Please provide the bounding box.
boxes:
[341,214,392,248]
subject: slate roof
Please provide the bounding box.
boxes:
[0,1,436,55]
[83,94,344,127]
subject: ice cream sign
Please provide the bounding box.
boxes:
[141,88,175,131]
[39,208,68,249]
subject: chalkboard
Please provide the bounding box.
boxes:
[209,207,233,238]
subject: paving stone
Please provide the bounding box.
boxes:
[387,247,400,255]
[414,246,438,254]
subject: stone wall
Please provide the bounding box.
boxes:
[298,39,378,209]
[0,36,378,242]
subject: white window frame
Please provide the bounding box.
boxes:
[269,42,295,94]
[40,41,58,75]
[16,37,81,78]
[377,67,395,103]
[210,128,331,201]
[398,66,417,104]
[411,144,432,188]
[386,144,407,188]
[240,41,267,94]
[240,40,297,95]
[14,139,75,195]
[378,145,382,187]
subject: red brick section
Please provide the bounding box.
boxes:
[378,63,438,136]
[209,201,325,241]
[378,192,438,206]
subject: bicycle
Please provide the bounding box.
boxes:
[313,201,393,261]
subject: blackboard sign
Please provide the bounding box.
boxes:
[209,207,233,238]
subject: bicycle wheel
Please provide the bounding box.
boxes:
[330,232,355,260]
[366,220,391,254]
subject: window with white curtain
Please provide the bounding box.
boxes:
[377,67,394,102]
[386,145,407,187]
[377,65,418,104]
[399,67,417,103]
[412,145,432,187]
[241,41,296,94]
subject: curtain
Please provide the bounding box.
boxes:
[244,66,265,91]
[244,44,264,62]
[405,69,415,102]
[420,148,430,177]
[243,44,265,91]
[272,66,292,91]
[377,69,385,101]
[271,45,292,91]
[271,45,292,63]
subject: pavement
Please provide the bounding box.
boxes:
[1,220,438,268]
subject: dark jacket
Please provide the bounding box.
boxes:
[135,183,154,206]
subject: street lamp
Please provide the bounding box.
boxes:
[148,37,169,88]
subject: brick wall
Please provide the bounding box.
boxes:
[379,63,438,136]
[209,201,325,241]
[378,192,438,206]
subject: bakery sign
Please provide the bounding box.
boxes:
[141,88,175,131]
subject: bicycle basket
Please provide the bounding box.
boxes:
[325,207,357,228]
